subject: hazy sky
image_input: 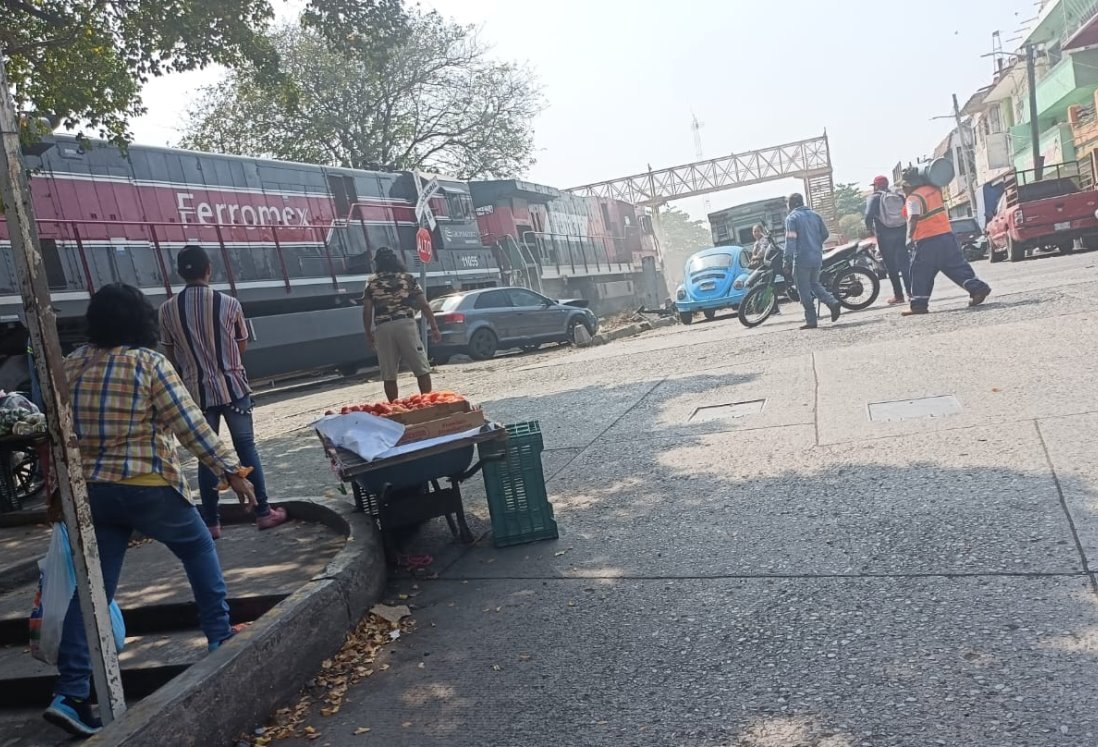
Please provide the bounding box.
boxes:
[130,0,1037,220]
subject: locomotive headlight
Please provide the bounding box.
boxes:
[676,288,686,300]
[732,279,745,290]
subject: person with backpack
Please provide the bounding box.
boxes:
[865,175,911,305]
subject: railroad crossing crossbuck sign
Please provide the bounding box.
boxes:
[415,175,440,230]
[416,227,433,263]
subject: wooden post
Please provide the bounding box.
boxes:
[0,57,126,722]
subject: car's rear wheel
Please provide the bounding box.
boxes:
[703,309,717,320]
[1007,236,1026,262]
[679,311,693,325]
[467,328,498,360]
[1059,239,1075,255]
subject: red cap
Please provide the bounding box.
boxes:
[872,175,889,189]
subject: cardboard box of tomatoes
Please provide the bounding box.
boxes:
[325,391,485,445]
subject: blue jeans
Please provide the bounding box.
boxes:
[56,484,231,699]
[910,233,990,311]
[877,227,911,299]
[794,264,838,326]
[198,395,271,523]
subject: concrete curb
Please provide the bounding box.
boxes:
[586,315,676,347]
[86,499,386,747]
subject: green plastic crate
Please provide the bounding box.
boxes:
[479,421,559,547]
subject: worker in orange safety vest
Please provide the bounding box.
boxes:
[900,166,990,315]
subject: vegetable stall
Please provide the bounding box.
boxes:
[314,391,558,557]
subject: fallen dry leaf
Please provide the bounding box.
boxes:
[353,727,371,735]
[491,664,501,671]
[402,722,412,728]
[553,547,573,557]
[240,611,414,744]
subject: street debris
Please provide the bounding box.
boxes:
[240,610,414,745]
[370,603,411,625]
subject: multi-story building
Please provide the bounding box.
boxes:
[1008,0,1098,171]
[966,80,1017,221]
[933,122,984,220]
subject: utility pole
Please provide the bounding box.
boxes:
[952,93,981,218]
[1026,43,1044,179]
[0,57,126,722]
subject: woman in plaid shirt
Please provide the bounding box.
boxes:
[44,284,256,738]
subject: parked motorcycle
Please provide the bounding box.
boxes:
[961,235,989,262]
[738,234,882,328]
[784,241,881,311]
[737,233,790,328]
[856,239,888,279]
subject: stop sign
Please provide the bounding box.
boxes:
[416,227,433,263]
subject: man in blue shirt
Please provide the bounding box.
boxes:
[784,193,841,329]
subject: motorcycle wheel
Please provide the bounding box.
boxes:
[737,285,778,328]
[785,284,799,304]
[833,267,880,311]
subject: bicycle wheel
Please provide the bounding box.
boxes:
[737,285,777,328]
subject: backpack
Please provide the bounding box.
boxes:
[877,190,907,229]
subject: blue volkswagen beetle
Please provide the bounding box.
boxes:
[674,246,752,324]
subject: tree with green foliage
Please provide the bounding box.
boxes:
[834,182,869,223]
[0,0,406,143]
[838,213,870,241]
[657,206,713,288]
[180,11,543,179]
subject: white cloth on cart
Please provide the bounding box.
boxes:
[312,412,405,461]
[372,425,492,461]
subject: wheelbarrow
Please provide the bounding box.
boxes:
[320,425,507,556]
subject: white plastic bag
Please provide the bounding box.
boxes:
[313,411,405,462]
[29,524,126,664]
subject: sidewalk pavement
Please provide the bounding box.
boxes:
[0,514,347,747]
[240,256,1098,746]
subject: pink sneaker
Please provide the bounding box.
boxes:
[256,506,288,531]
[207,524,222,540]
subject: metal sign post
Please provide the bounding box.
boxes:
[416,228,433,353]
[413,172,437,354]
[0,57,126,721]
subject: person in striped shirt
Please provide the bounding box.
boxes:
[47,284,255,737]
[159,245,287,538]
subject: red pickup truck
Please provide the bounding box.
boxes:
[986,164,1098,262]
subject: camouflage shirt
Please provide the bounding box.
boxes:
[363,272,423,326]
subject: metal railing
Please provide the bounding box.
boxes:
[520,230,635,277]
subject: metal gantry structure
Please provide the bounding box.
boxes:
[567,133,837,222]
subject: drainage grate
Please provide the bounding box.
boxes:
[689,399,767,422]
[867,395,961,422]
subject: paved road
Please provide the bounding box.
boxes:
[253,252,1098,746]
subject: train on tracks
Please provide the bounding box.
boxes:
[0,136,663,385]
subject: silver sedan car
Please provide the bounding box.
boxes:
[428,287,599,362]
